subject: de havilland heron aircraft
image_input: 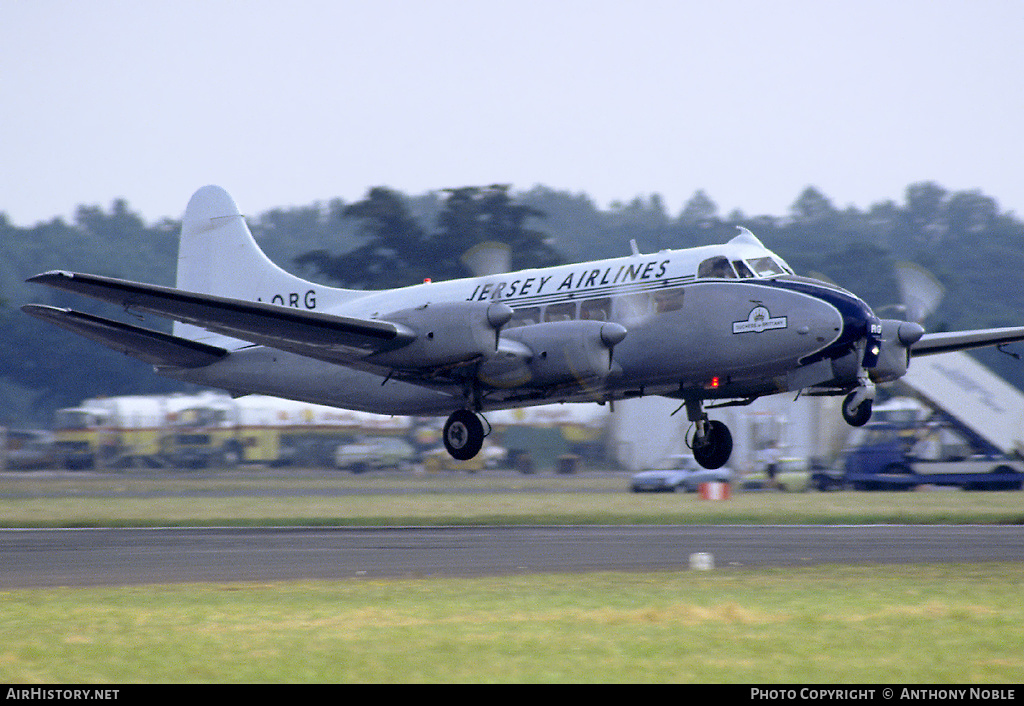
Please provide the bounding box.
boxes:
[23,185,1024,469]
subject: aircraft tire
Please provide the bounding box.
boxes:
[842,392,873,427]
[693,420,733,470]
[443,410,485,461]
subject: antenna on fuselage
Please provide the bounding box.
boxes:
[629,239,641,256]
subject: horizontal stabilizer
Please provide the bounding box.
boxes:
[912,326,1024,357]
[26,270,415,361]
[22,304,228,368]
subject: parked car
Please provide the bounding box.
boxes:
[629,455,732,493]
[2,429,55,470]
[334,437,414,473]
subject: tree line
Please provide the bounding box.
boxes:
[2,181,1023,426]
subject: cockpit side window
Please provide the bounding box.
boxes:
[697,256,737,279]
[732,260,755,278]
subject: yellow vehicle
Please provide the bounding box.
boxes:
[52,396,171,469]
[54,393,413,469]
[159,394,412,468]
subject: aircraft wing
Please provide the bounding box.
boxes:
[26,270,416,363]
[22,304,228,368]
[912,326,1024,357]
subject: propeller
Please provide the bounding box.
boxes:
[893,261,944,324]
[460,241,511,277]
[864,262,943,387]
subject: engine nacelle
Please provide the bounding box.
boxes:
[869,318,924,384]
[367,300,513,369]
[828,318,924,386]
[479,319,627,389]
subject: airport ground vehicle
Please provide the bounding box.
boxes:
[161,395,411,467]
[487,404,607,472]
[0,429,55,469]
[629,455,732,492]
[52,396,171,469]
[813,396,1023,491]
[51,392,410,469]
[334,437,415,472]
[47,393,606,472]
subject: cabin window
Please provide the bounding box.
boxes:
[746,257,786,277]
[732,260,756,278]
[580,297,611,321]
[697,256,737,279]
[612,293,651,324]
[507,307,540,328]
[652,287,685,313]
[544,302,576,322]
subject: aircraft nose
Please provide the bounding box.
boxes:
[823,290,880,367]
[798,280,879,364]
[770,277,881,368]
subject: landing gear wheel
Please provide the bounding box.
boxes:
[842,392,873,427]
[443,410,485,461]
[692,420,733,470]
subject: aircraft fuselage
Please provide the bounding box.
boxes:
[167,230,879,414]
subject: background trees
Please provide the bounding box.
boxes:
[295,184,561,288]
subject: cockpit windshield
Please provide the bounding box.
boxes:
[746,257,788,277]
[699,254,791,279]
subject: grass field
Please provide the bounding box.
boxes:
[2,563,1022,683]
[1,470,1022,527]
[1,470,1022,683]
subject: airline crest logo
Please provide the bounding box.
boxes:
[733,306,787,334]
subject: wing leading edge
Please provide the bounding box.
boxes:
[911,327,1024,357]
[26,270,415,364]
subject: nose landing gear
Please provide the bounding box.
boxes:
[842,381,875,427]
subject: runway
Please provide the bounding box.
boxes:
[1,524,1022,588]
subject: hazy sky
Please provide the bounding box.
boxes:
[3,0,1022,226]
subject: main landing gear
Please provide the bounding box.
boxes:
[443,409,487,461]
[684,398,733,470]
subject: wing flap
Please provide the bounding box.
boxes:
[22,304,228,368]
[912,326,1024,357]
[26,270,415,360]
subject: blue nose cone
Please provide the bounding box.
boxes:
[769,277,879,366]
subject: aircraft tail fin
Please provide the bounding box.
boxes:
[174,185,358,345]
